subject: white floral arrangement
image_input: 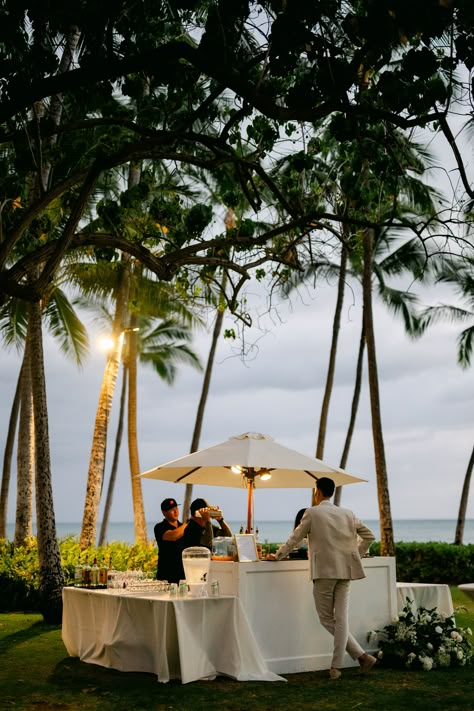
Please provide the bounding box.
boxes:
[368,598,473,671]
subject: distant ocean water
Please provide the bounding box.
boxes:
[6,519,474,545]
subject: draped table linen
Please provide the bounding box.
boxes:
[396,582,454,618]
[62,587,285,684]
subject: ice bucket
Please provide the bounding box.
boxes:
[182,546,211,596]
[212,536,236,561]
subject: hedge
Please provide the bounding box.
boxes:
[0,537,472,613]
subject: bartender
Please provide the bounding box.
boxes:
[181,497,232,550]
[154,498,187,584]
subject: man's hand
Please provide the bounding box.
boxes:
[265,553,277,560]
[197,508,211,522]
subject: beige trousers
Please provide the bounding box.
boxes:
[313,578,365,669]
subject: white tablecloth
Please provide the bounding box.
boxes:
[458,583,474,601]
[62,588,285,684]
[396,582,454,617]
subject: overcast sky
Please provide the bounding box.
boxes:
[1,266,472,531]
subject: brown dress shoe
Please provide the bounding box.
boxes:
[359,654,377,673]
[329,667,342,679]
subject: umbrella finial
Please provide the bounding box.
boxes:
[230,432,273,441]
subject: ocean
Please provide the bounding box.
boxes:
[6,519,474,545]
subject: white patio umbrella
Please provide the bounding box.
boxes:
[140,432,367,533]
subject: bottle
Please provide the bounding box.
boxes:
[82,555,91,587]
[74,556,83,587]
[91,557,99,588]
[98,558,108,588]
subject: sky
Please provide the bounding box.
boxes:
[1,266,472,532]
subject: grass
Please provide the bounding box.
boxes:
[0,588,473,711]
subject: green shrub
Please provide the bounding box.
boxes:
[369,542,474,584]
[0,536,158,612]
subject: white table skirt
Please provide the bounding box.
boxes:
[62,588,285,684]
[458,583,474,601]
[396,582,454,618]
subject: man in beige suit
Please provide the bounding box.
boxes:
[270,477,376,679]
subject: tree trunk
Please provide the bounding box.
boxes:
[183,275,227,519]
[0,370,21,538]
[454,443,474,545]
[15,335,34,545]
[316,242,347,460]
[362,228,394,556]
[29,299,64,623]
[98,364,127,546]
[127,315,147,544]
[80,270,129,549]
[334,320,365,507]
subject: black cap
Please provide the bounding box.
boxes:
[190,497,209,515]
[161,498,179,512]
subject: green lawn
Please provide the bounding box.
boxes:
[0,587,472,711]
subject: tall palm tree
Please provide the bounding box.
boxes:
[278,127,440,539]
[0,285,89,543]
[415,254,474,544]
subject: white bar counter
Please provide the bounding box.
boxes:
[209,556,397,674]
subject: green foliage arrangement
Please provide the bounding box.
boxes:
[0,537,158,612]
[369,542,474,584]
[370,599,473,671]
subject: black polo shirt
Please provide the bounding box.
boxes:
[154,519,185,584]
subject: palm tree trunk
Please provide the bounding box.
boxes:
[29,299,64,623]
[15,336,34,545]
[183,275,227,519]
[334,320,365,507]
[0,370,21,538]
[98,364,127,546]
[454,443,474,545]
[80,270,129,549]
[316,242,347,460]
[127,316,147,544]
[362,228,394,556]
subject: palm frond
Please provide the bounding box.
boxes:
[458,326,474,369]
[42,288,89,365]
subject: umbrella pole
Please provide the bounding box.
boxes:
[246,469,255,533]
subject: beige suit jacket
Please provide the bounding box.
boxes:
[275,501,375,580]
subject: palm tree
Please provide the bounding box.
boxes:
[415,254,474,544]
[277,127,440,540]
[0,284,89,544]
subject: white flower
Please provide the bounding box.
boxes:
[456,633,463,642]
[392,616,400,623]
[377,650,383,659]
[457,650,464,660]
[450,631,458,640]
[427,643,433,651]
[466,627,472,636]
[368,630,377,643]
[435,626,443,634]
[408,653,416,660]
[419,655,433,671]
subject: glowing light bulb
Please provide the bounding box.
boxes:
[98,336,115,352]
[260,472,272,481]
[231,465,242,474]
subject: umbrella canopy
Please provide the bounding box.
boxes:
[140,432,367,531]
